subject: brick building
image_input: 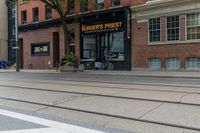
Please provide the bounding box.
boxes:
[18,0,133,70]
[131,0,200,70]
[18,0,200,70]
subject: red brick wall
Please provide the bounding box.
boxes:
[180,14,186,41]
[132,15,200,70]
[18,1,60,25]
[131,0,146,6]
[18,0,135,25]
[19,27,66,69]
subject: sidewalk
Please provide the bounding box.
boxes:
[1,69,200,78]
[83,70,200,78]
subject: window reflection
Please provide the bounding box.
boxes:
[110,32,124,60]
[83,35,96,59]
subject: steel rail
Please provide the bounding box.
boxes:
[0,96,199,132]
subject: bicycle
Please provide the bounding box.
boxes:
[98,59,114,70]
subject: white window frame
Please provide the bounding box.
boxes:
[166,15,180,42]
[148,18,161,43]
[186,13,200,41]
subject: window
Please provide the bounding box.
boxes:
[167,16,179,41]
[149,58,161,69]
[31,43,50,56]
[109,32,124,60]
[32,8,39,22]
[45,5,52,20]
[187,57,200,69]
[67,0,75,14]
[21,10,27,24]
[149,18,160,42]
[96,0,104,10]
[111,0,120,7]
[81,0,88,12]
[166,58,180,70]
[83,35,96,59]
[187,13,200,40]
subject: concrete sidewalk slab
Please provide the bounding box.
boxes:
[0,100,47,112]
[39,107,200,133]
[58,96,161,118]
[182,94,200,105]
[113,90,187,102]
[141,103,200,129]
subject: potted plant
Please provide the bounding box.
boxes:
[60,52,79,72]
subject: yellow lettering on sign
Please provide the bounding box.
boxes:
[81,22,123,32]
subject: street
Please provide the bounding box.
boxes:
[0,72,200,133]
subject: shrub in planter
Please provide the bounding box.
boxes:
[60,53,79,72]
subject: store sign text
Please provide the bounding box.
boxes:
[81,22,123,33]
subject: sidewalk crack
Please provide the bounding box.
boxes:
[34,106,49,112]
[179,93,189,103]
[137,103,164,119]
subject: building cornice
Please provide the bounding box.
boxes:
[131,0,200,21]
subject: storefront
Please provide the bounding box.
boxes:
[80,7,131,70]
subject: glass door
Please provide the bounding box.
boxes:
[96,33,110,60]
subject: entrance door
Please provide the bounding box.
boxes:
[96,33,109,60]
[19,38,23,69]
[53,32,60,67]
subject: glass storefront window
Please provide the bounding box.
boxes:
[109,32,124,60]
[82,32,124,61]
[83,35,96,59]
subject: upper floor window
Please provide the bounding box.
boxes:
[96,0,104,10]
[21,10,27,24]
[67,0,75,14]
[111,0,120,7]
[187,13,200,40]
[32,7,39,22]
[45,5,52,20]
[81,0,88,12]
[149,18,160,42]
[167,16,179,41]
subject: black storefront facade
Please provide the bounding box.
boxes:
[80,7,131,70]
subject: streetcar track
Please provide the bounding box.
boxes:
[0,84,200,106]
[1,78,200,95]
[0,96,199,132]
[2,75,200,88]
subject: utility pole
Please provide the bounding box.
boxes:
[15,2,19,72]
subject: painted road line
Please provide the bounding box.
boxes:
[0,109,105,133]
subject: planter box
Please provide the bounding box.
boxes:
[59,65,75,72]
